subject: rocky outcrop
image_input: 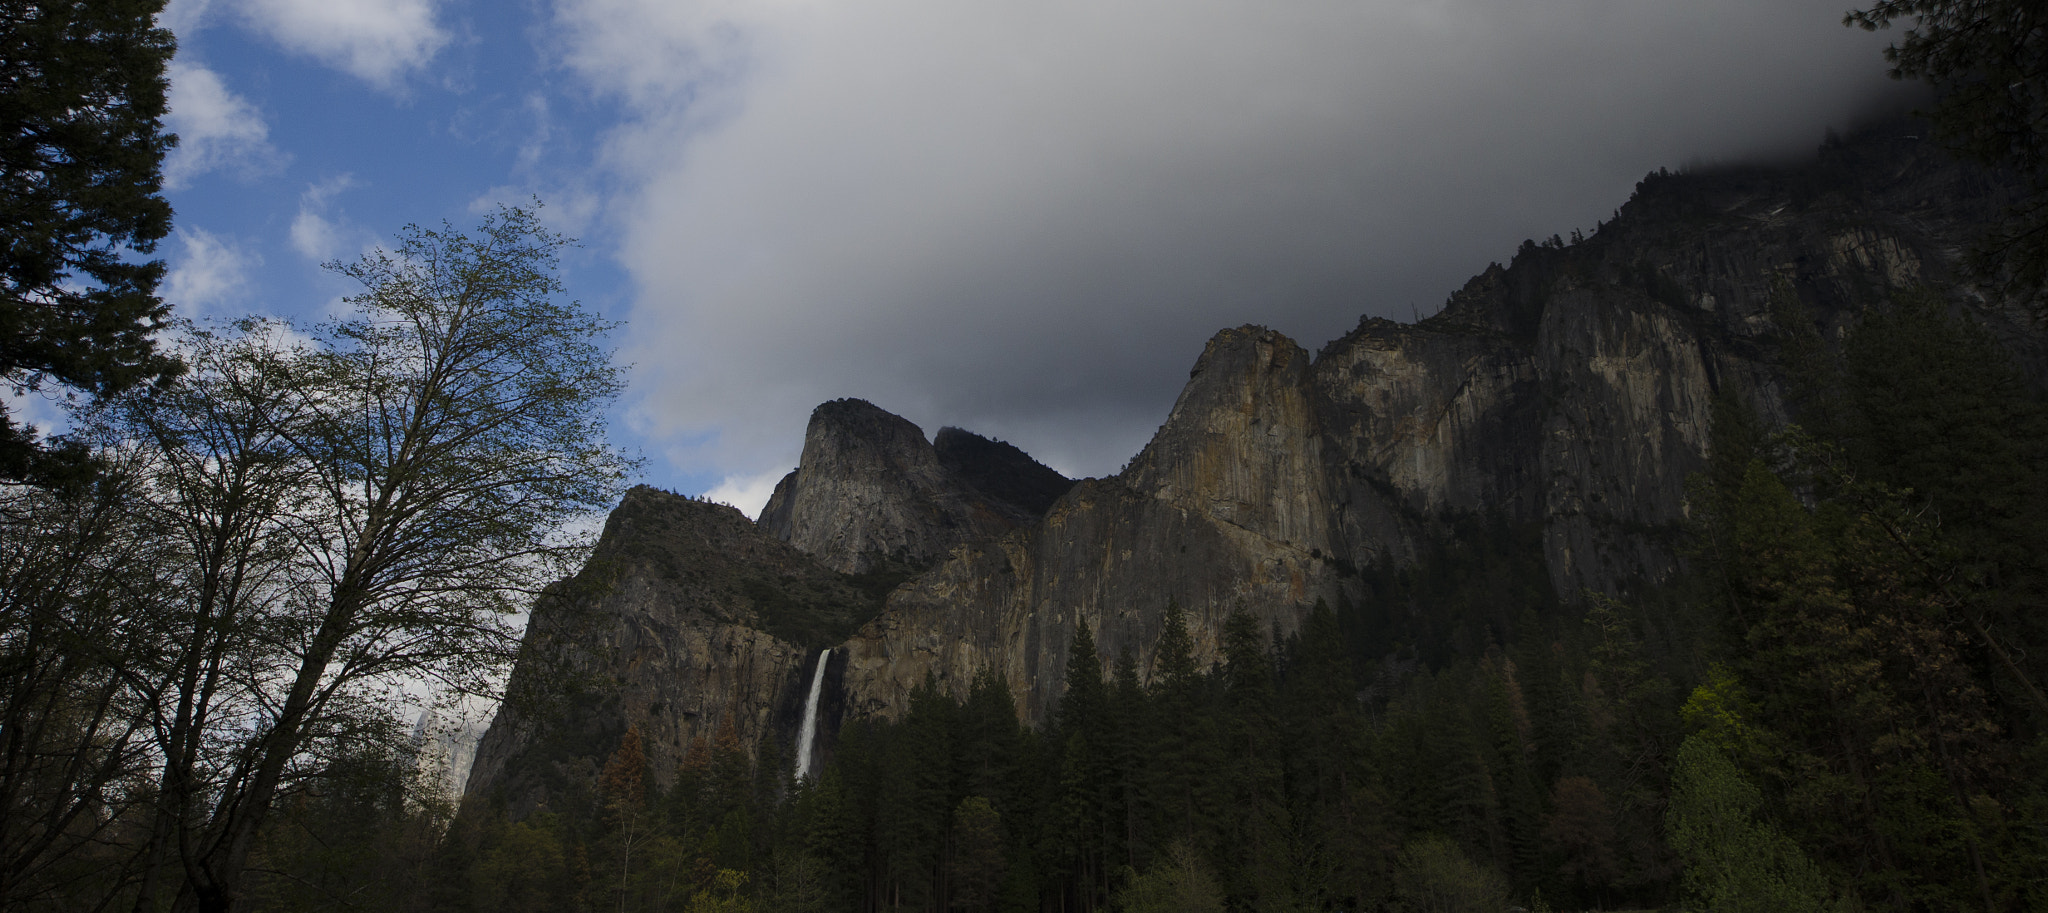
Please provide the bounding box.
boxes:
[463,487,876,813]
[833,125,2036,723]
[1313,128,2032,597]
[760,399,1074,574]
[841,329,1348,720]
[467,125,2043,803]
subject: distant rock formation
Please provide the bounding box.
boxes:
[466,125,2044,813]
[760,399,1075,574]
[841,326,1348,720]
[465,488,871,810]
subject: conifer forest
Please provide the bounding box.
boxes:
[5,0,2048,911]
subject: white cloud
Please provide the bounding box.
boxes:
[163,228,262,317]
[290,175,362,262]
[0,386,71,441]
[703,467,789,520]
[159,0,217,37]
[162,62,280,189]
[550,0,758,113]
[289,211,340,263]
[465,185,601,242]
[562,0,1907,487]
[234,0,449,88]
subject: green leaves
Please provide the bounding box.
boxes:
[1666,735,1832,913]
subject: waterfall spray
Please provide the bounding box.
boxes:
[794,649,830,781]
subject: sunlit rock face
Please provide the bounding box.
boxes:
[466,127,2042,807]
[760,399,1073,574]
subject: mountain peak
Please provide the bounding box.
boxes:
[759,400,1072,573]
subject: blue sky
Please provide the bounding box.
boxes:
[153,0,1907,518]
[159,0,629,327]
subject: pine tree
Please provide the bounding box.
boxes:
[1840,293,2048,721]
[1142,599,1217,851]
[1107,647,1147,874]
[958,667,1022,814]
[1476,653,1545,896]
[797,766,862,911]
[1060,623,1107,737]
[874,674,952,909]
[948,797,1006,913]
[1217,609,1292,909]
[1152,598,1197,688]
[1724,455,2008,910]
[0,0,181,479]
[1284,600,1376,906]
[1053,624,1109,909]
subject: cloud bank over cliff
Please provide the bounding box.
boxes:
[563,0,1905,498]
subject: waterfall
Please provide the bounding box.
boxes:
[794,648,831,782]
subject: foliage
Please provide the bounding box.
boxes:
[1392,834,1511,913]
[131,205,629,911]
[0,0,181,479]
[948,796,1005,912]
[1666,734,1831,913]
[0,205,631,912]
[1846,0,2048,307]
[1111,840,1223,913]
[0,460,167,909]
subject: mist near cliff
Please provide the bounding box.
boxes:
[566,0,1911,505]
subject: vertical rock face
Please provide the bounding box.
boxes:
[1124,326,1333,552]
[833,127,2036,724]
[760,399,1074,574]
[1310,317,1543,567]
[464,488,874,814]
[1309,129,2033,598]
[467,416,1076,810]
[1529,287,1724,593]
[466,126,2045,806]
[840,328,1349,721]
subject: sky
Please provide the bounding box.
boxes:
[152,0,1913,518]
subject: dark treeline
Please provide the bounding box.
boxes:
[228,290,2048,912]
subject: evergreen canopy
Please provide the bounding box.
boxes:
[0,0,178,478]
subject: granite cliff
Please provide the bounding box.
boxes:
[464,489,859,809]
[467,416,1075,807]
[466,125,2041,809]
[759,399,1075,575]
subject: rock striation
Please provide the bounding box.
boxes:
[842,327,1349,720]
[464,487,873,813]
[466,125,2044,809]
[834,126,2039,724]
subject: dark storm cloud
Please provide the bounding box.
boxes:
[558,0,1903,510]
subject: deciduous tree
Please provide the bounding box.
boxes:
[111,204,632,912]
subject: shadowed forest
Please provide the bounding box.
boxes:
[315,292,2048,913]
[5,0,2048,911]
